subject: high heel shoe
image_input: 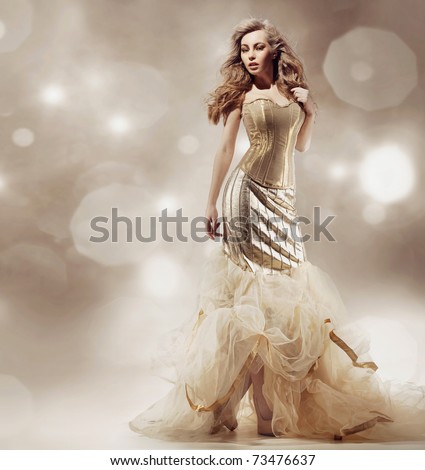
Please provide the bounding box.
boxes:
[209,404,238,434]
[209,371,253,434]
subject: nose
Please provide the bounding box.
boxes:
[249,51,256,61]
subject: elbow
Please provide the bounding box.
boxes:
[295,138,311,153]
[220,147,235,161]
[295,144,310,153]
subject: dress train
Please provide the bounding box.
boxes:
[129,243,425,442]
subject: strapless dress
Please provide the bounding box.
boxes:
[129,98,425,442]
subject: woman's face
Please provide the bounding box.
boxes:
[240,29,274,76]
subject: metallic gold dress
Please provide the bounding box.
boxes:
[129,99,425,442]
[222,98,306,275]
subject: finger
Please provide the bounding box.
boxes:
[206,223,213,239]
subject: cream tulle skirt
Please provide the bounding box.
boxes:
[129,168,425,441]
[129,242,425,441]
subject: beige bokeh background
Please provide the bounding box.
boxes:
[0,0,424,450]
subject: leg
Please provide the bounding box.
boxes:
[250,357,274,436]
[210,368,253,433]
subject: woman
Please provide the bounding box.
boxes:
[129,18,425,441]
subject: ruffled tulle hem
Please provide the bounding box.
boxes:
[129,243,425,442]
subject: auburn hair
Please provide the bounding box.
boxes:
[204,17,315,126]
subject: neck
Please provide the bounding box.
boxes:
[252,65,274,89]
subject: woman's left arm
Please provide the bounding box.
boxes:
[291,87,316,153]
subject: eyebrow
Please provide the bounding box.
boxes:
[241,42,265,47]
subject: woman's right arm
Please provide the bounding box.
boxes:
[205,107,242,240]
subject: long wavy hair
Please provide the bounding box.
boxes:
[205,18,315,125]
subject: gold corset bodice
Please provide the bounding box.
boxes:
[238,98,305,189]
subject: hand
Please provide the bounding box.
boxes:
[290,87,315,116]
[205,204,222,241]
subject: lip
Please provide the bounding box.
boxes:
[249,62,259,67]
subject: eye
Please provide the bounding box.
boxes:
[241,45,264,53]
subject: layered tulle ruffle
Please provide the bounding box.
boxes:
[129,243,425,441]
